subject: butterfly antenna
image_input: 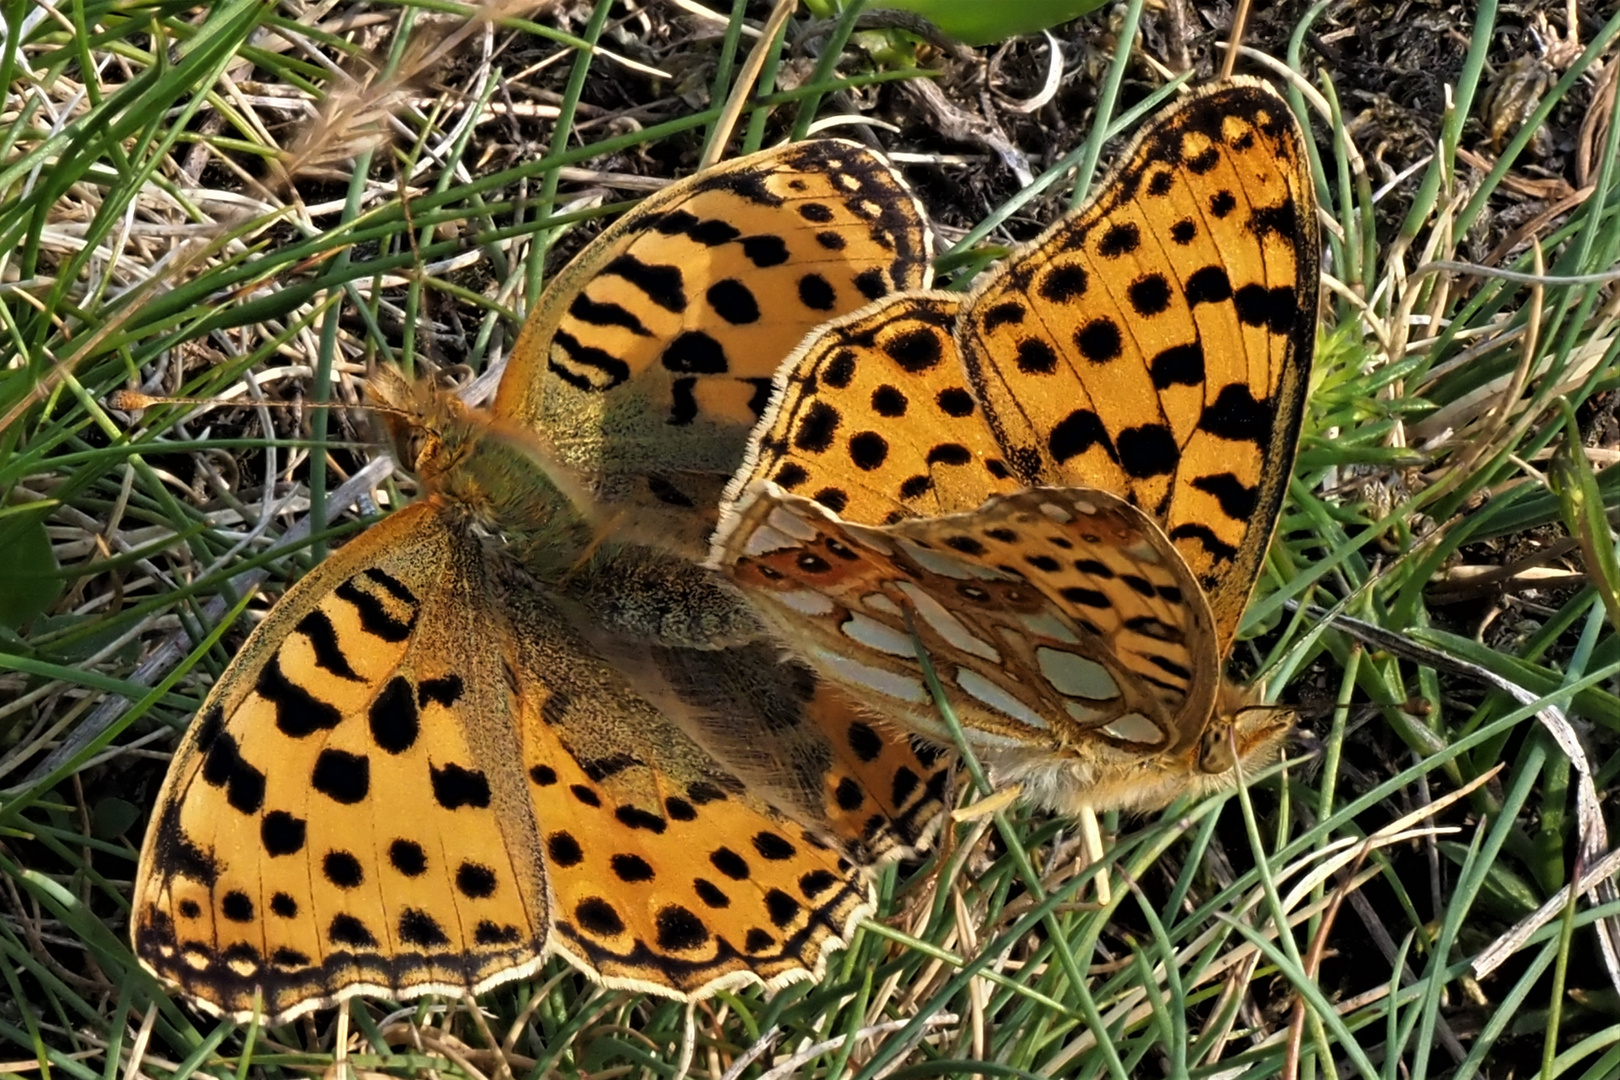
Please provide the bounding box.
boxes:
[110,387,419,428]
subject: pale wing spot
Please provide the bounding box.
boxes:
[772,589,839,617]
[893,582,1001,662]
[1124,540,1163,565]
[841,524,897,556]
[1037,500,1076,524]
[1035,648,1121,701]
[1100,712,1165,745]
[898,540,1014,581]
[1017,611,1081,645]
[1064,700,1112,724]
[1064,496,1101,517]
[813,647,929,703]
[842,612,919,658]
[956,671,1049,729]
[863,593,904,617]
[741,524,804,557]
[764,504,821,542]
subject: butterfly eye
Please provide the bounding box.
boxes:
[405,429,433,471]
[1197,723,1237,775]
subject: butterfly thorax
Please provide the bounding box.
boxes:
[367,370,595,578]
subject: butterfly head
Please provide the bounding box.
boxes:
[1194,683,1294,777]
[987,680,1292,817]
[366,368,482,485]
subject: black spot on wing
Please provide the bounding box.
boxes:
[1169,521,1239,564]
[574,897,626,937]
[390,839,427,875]
[430,762,490,810]
[200,728,266,814]
[884,327,944,371]
[707,279,760,324]
[662,330,728,375]
[337,570,417,642]
[711,848,750,880]
[456,861,498,897]
[552,329,632,392]
[1191,472,1259,520]
[742,235,789,267]
[154,801,218,886]
[1047,409,1117,465]
[399,908,450,947]
[603,254,686,313]
[1200,384,1275,443]
[293,610,359,679]
[656,906,709,951]
[568,293,652,336]
[1233,284,1300,334]
[1184,266,1232,306]
[311,748,369,804]
[1075,318,1122,363]
[1038,265,1087,302]
[1149,342,1205,388]
[369,676,418,753]
[798,274,837,311]
[1129,274,1172,316]
[580,753,640,782]
[322,849,363,888]
[1117,425,1179,478]
[261,810,305,856]
[548,832,583,867]
[846,721,882,763]
[1016,337,1058,374]
[1097,222,1140,257]
[256,655,341,737]
[418,674,462,708]
[794,401,839,454]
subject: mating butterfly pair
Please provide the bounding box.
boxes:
[130,77,1316,1022]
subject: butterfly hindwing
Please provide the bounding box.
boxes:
[719,483,1218,756]
[492,578,878,996]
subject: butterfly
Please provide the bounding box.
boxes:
[706,78,1320,815]
[129,139,949,1023]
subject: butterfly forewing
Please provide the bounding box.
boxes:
[498,139,934,557]
[133,504,551,1023]
[961,79,1318,649]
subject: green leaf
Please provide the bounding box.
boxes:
[1548,399,1620,635]
[876,0,1106,46]
[0,508,61,630]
